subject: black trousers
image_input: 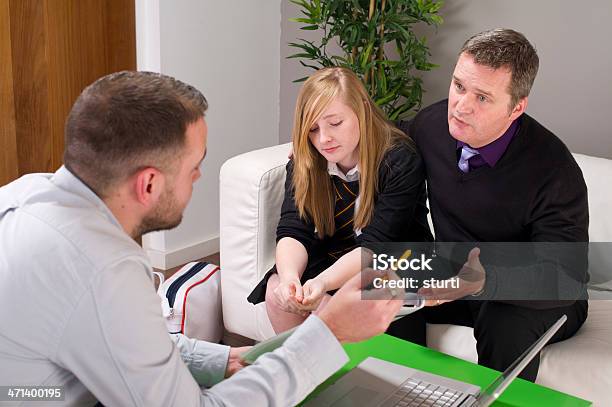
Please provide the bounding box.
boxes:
[386,300,588,382]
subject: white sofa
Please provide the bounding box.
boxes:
[219,142,612,406]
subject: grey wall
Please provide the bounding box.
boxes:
[279,0,317,144]
[280,0,612,159]
[140,0,281,268]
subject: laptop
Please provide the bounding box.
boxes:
[305,314,567,407]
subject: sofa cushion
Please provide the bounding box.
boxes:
[572,153,612,242]
[538,300,612,406]
[572,154,612,294]
[219,143,290,340]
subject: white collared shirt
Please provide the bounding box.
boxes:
[327,161,360,182]
[0,166,348,406]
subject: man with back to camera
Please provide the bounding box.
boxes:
[390,28,589,381]
[0,71,403,406]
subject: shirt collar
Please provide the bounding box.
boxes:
[457,117,520,167]
[51,165,123,229]
[327,161,360,182]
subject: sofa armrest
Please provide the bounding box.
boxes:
[219,143,291,340]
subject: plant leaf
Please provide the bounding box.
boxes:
[288,0,443,116]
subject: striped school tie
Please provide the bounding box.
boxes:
[328,177,359,260]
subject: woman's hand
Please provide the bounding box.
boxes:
[273,278,308,315]
[301,278,327,311]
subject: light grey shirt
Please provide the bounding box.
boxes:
[0,166,349,406]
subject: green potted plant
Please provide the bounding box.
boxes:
[289,0,443,120]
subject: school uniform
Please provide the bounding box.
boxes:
[247,141,433,304]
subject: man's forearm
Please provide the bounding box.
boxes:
[482,261,588,308]
[171,334,230,387]
[204,315,348,406]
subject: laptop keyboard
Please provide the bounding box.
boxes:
[385,379,464,406]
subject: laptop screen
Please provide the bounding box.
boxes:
[474,315,567,406]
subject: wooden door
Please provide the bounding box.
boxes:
[0,0,136,186]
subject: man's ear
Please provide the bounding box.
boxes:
[509,96,528,121]
[133,167,165,208]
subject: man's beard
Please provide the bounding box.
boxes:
[135,187,183,238]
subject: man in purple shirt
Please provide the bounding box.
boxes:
[394,29,589,382]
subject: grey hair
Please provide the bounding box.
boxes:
[460,28,539,109]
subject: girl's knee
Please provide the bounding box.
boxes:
[265,274,282,309]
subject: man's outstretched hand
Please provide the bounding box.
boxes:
[318,269,403,343]
[419,247,485,306]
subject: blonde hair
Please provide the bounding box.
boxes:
[291,67,410,239]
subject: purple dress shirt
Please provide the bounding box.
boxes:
[457,118,521,171]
